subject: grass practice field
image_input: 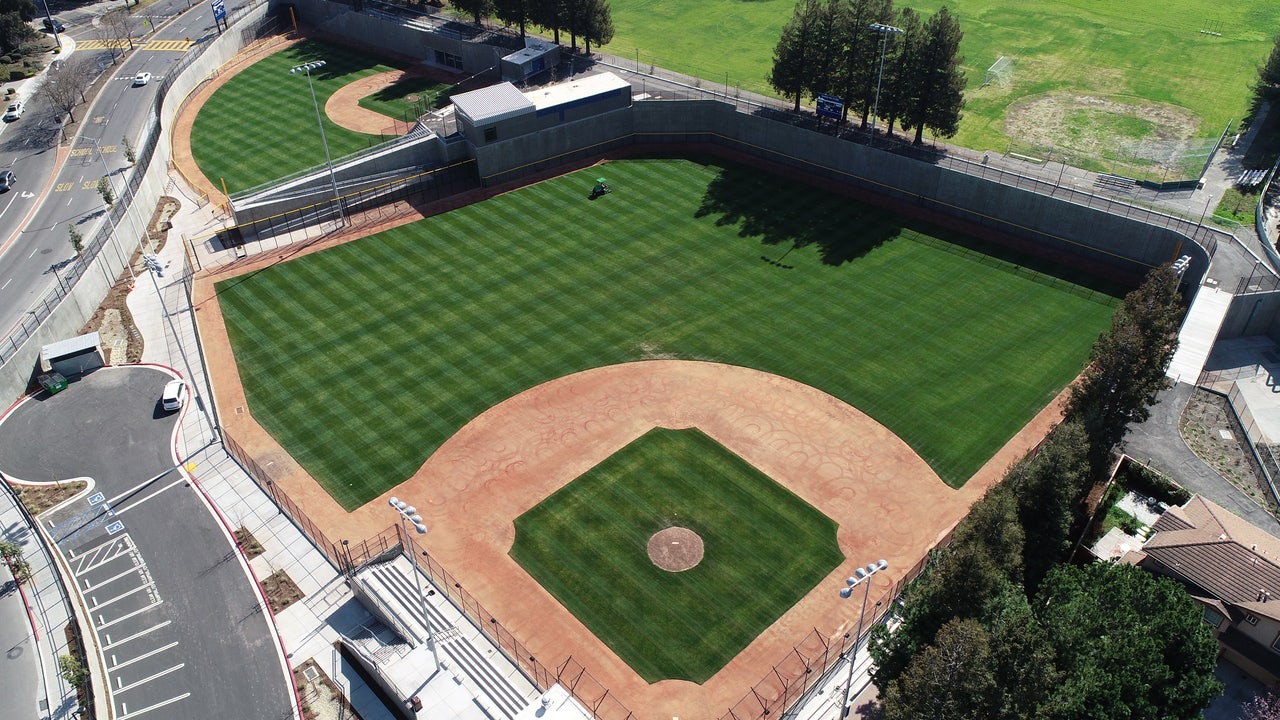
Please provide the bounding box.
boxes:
[190,39,393,194]
[509,428,843,683]
[216,158,1119,511]
[597,0,1279,153]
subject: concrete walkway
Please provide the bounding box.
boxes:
[1123,381,1280,535]
[1168,286,1234,384]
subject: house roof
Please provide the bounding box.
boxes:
[1140,496,1280,621]
[451,82,535,126]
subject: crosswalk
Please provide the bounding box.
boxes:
[74,38,192,52]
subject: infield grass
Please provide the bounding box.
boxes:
[592,0,1278,151]
[510,428,843,682]
[190,39,393,194]
[356,76,453,121]
[216,158,1120,511]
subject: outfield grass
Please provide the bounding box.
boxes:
[597,0,1279,151]
[190,39,394,194]
[216,158,1119,511]
[356,76,453,121]
[510,428,843,682]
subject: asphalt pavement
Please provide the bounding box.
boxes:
[0,365,293,720]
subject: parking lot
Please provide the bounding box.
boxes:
[0,367,291,720]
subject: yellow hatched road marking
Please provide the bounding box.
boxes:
[141,39,192,52]
[75,39,130,50]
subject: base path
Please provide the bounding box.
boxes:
[325,70,417,135]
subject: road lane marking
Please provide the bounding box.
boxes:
[103,621,170,650]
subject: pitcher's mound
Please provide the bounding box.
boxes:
[648,527,704,572]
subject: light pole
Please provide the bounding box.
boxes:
[869,23,903,146]
[1057,155,1069,187]
[389,496,440,669]
[837,559,888,717]
[1198,193,1214,227]
[289,61,344,225]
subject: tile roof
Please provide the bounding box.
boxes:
[1141,496,1280,621]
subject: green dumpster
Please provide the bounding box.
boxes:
[38,372,67,394]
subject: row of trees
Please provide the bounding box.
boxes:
[769,0,965,145]
[450,0,614,52]
[867,266,1223,720]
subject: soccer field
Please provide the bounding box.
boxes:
[216,158,1120,511]
[601,0,1279,152]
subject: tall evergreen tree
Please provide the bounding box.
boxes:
[769,0,824,112]
[492,0,530,36]
[899,5,965,144]
[581,0,612,53]
[1258,35,1280,99]
[875,5,921,135]
[450,0,493,25]
[1005,418,1091,592]
[882,618,998,720]
[1066,265,1183,471]
[834,0,892,125]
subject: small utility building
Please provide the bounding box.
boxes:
[40,332,105,376]
[452,72,632,148]
[500,38,560,83]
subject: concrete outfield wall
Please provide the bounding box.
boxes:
[0,3,273,402]
[296,0,504,74]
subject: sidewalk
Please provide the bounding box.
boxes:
[123,181,509,720]
[0,483,79,720]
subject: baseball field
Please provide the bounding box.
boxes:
[214,157,1120,511]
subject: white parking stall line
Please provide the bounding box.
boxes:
[116,693,190,719]
[82,561,146,593]
[106,469,177,508]
[89,583,151,612]
[114,663,184,693]
[97,601,163,630]
[109,641,178,670]
[103,621,171,650]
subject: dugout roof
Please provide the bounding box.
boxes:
[452,82,535,127]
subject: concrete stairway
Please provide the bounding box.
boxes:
[1167,286,1233,384]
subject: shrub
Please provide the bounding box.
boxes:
[8,69,26,81]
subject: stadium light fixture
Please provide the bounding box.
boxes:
[837,558,889,717]
[289,60,344,225]
[869,23,904,147]
[389,496,441,669]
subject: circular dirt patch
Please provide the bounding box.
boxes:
[1004,93,1199,157]
[647,527,704,572]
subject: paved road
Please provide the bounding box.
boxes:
[0,561,40,720]
[0,366,293,720]
[0,0,241,338]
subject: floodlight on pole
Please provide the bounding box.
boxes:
[289,60,344,225]
[869,23,903,147]
[389,497,440,669]
[837,558,889,717]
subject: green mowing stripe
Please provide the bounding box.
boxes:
[510,428,843,682]
[217,158,1120,510]
[190,38,395,192]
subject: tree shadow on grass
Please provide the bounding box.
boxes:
[694,161,1130,298]
[695,163,903,267]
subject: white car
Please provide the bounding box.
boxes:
[2,101,24,121]
[133,72,151,86]
[161,379,187,411]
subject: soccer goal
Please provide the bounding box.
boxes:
[982,56,1014,88]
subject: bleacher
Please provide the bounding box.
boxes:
[1094,173,1137,192]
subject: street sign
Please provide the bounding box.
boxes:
[816,94,843,120]
[212,0,226,21]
